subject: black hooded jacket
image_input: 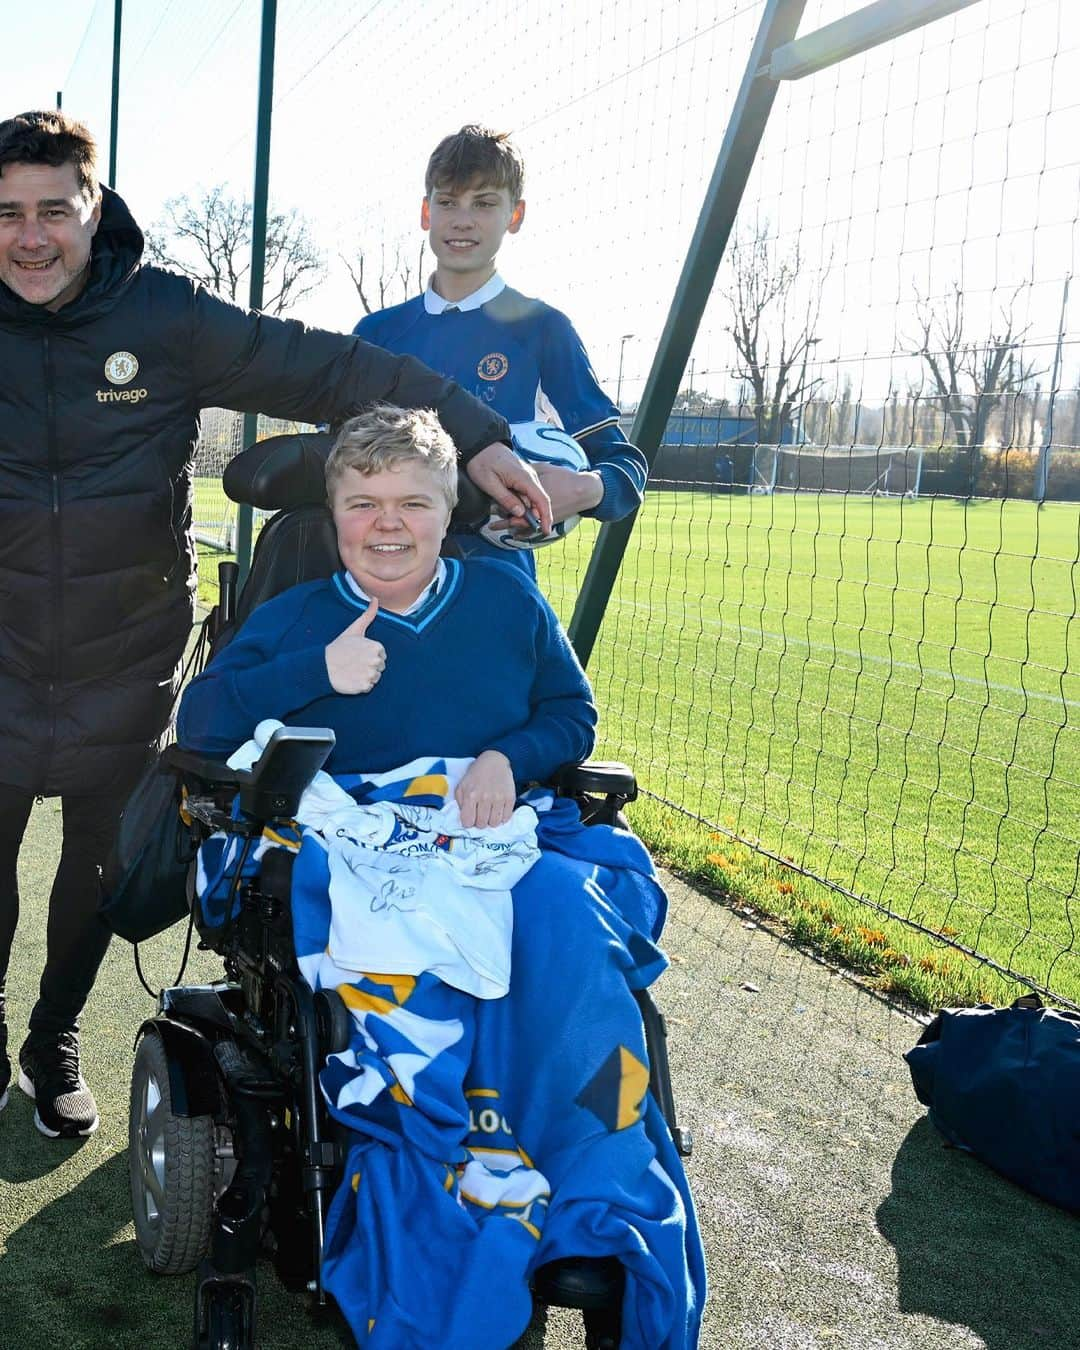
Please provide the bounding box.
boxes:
[0,187,510,794]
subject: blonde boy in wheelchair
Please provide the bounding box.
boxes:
[178,406,704,1349]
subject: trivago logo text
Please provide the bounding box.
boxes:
[97,350,148,402]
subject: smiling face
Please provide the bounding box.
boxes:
[331,460,453,611]
[421,177,524,300]
[0,160,100,310]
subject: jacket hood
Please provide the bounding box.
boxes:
[0,183,144,329]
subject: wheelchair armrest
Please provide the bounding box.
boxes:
[162,744,254,792]
[551,760,637,801]
[164,727,336,823]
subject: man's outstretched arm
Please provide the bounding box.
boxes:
[185,284,550,528]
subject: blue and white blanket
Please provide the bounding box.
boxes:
[197,740,706,1348]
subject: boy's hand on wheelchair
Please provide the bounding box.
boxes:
[325,600,386,694]
[456,750,515,829]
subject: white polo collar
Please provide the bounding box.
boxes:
[344,558,446,615]
[423,272,506,315]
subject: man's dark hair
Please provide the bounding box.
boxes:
[424,125,524,201]
[0,110,100,201]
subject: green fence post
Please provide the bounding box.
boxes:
[567,0,984,667]
[236,0,279,588]
[107,0,122,187]
[567,0,808,666]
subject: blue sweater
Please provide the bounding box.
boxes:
[356,285,649,578]
[177,559,597,784]
[354,286,647,525]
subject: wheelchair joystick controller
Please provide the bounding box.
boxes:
[218,560,240,628]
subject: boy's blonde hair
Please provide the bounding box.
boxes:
[326,405,458,512]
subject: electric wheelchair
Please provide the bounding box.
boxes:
[127,433,692,1350]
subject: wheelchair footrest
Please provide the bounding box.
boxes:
[531,1255,624,1311]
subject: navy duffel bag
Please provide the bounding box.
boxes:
[904,993,1080,1212]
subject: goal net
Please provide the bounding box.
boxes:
[751,444,924,496]
[191,410,311,552]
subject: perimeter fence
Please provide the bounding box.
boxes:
[62,0,1080,1008]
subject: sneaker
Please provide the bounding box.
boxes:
[18,1030,99,1138]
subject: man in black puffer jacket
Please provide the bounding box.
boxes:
[0,111,553,1139]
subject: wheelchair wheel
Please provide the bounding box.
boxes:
[129,1031,216,1275]
[583,1306,622,1349]
[313,987,352,1056]
[202,1283,255,1350]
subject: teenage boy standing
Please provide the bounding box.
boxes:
[354,125,647,571]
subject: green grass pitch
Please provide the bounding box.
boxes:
[538,490,1080,1004]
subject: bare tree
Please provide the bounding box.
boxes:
[910,283,1044,488]
[344,238,427,315]
[146,186,324,315]
[724,225,826,449]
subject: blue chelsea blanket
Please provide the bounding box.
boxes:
[198,750,705,1348]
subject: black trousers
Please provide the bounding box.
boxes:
[0,778,134,1038]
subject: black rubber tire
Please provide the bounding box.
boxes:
[129,1031,216,1275]
[206,1286,254,1350]
[583,1304,622,1349]
[314,987,352,1055]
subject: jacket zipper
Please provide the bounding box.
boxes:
[44,333,61,791]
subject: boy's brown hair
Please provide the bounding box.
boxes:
[0,110,100,201]
[424,125,524,202]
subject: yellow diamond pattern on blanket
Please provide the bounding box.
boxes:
[402,772,450,799]
[358,972,417,1005]
[575,1044,650,1132]
[616,1045,650,1129]
[337,984,397,1017]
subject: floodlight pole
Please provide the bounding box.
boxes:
[108,0,122,187]
[568,0,988,667]
[237,0,279,587]
[616,334,634,408]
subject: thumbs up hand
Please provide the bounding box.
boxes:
[325,600,386,694]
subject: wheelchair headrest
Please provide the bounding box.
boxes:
[222,430,490,530]
[223,431,333,510]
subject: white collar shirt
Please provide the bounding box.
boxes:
[344,558,446,615]
[423,273,506,315]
